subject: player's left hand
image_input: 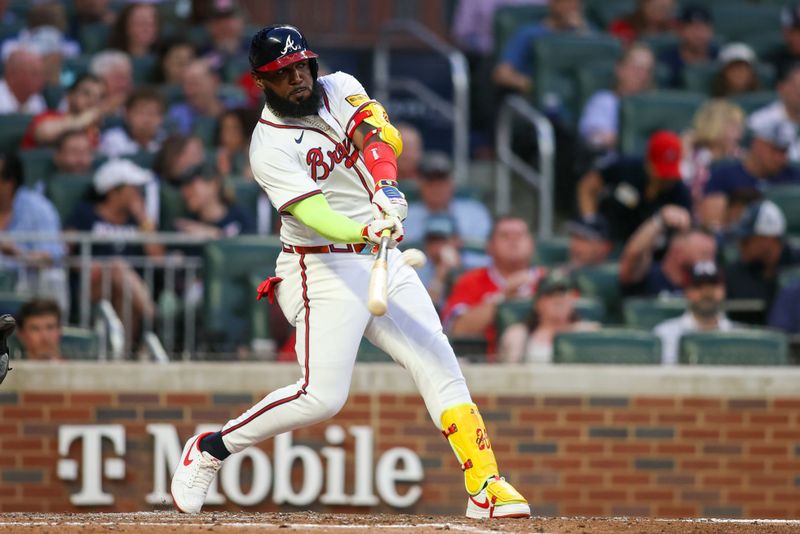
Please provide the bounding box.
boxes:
[372,180,408,221]
[362,216,404,248]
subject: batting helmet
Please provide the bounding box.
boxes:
[249,24,319,79]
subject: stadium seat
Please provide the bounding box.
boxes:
[730,91,778,115]
[535,237,569,267]
[640,34,680,57]
[624,297,686,330]
[132,54,157,84]
[20,148,56,188]
[586,0,636,29]
[0,269,16,291]
[0,114,33,152]
[619,91,705,154]
[574,297,606,323]
[203,236,283,350]
[493,4,550,59]
[678,330,789,366]
[218,84,248,107]
[47,174,93,222]
[60,327,100,360]
[0,292,33,315]
[573,263,622,322]
[191,115,219,147]
[576,62,616,113]
[62,55,93,81]
[79,23,111,54]
[682,62,776,95]
[764,185,800,236]
[710,4,782,43]
[532,34,623,124]
[553,328,661,364]
[158,183,188,232]
[160,84,184,106]
[229,180,261,227]
[223,56,251,84]
[495,297,607,341]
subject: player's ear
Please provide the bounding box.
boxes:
[251,73,267,91]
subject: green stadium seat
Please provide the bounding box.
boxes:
[223,56,251,84]
[191,115,219,146]
[624,297,686,330]
[574,263,622,322]
[62,55,93,81]
[496,296,606,341]
[710,4,782,43]
[493,4,550,59]
[764,185,800,236]
[640,34,680,57]
[203,236,284,349]
[218,84,248,107]
[357,338,393,363]
[679,330,789,366]
[586,0,636,28]
[43,85,65,111]
[532,34,624,124]
[619,91,705,154]
[160,84,184,106]
[554,328,661,364]
[60,327,100,360]
[47,174,93,222]
[682,62,776,95]
[576,62,616,113]
[131,54,157,84]
[248,274,272,343]
[79,23,110,54]
[0,292,33,315]
[20,148,56,188]
[535,237,569,267]
[0,113,33,152]
[730,91,778,115]
[121,151,156,170]
[158,183,188,232]
[229,180,261,227]
[0,269,17,291]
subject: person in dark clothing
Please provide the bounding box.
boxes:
[768,3,800,79]
[577,130,692,243]
[659,5,717,89]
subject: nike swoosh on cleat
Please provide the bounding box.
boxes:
[469,496,491,509]
[183,435,201,466]
[294,131,304,144]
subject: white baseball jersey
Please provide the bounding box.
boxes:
[250,71,378,246]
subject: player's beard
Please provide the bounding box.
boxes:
[264,81,323,118]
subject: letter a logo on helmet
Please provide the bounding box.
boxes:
[249,24,319,78]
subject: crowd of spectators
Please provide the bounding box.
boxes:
[1,0,800,363]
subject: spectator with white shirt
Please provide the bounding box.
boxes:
[98,86,166,158]
[653,261,736,365]
[0,47,47,114]
[748,64,800,163]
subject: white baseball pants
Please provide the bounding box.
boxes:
[219,247,472,453]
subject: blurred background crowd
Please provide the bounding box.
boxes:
[2,0,800,366]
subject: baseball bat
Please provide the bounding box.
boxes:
[367,229,391,316]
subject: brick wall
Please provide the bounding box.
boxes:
[2,388,799,517]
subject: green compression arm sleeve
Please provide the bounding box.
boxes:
[285,193,365,244]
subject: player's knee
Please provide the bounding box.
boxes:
[306,390,348,421]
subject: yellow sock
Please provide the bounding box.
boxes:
[440,402,499,495]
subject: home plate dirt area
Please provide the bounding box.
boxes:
[1,513,800,534]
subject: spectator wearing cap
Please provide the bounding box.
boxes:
[0,47,47,114]
[65,159,160,345]
[620,205,717,297]
[404,151,492,245]
[577,130,692,243]
[767,3,800,79]
[443,216,546,359]
[659,4,717,89]
[98,86,166,158]
[700,120,800,231]
[416,214,464,310]
[200,0,250,74]
[578,43,655,153]
[566,216,612,269]
[0,152,66,309]
[21,73,107,149]
[498,270,598,364]
[725,200,800,322]
[749,64,800,163]
[653,261,736,365]
[711,43,760,98]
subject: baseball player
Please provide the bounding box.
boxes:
[171,24,530,519]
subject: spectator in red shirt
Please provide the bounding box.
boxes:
[610,0,676,45]
[443,216,546,359]
[21,73,106,148]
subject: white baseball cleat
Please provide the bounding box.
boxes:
[171,432,223,513]
[465,476,531,519]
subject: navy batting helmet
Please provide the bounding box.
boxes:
[249,24,319,79]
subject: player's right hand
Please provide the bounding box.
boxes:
[371,181,408,221]
[362,217,404,248]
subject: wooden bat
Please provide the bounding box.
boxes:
[367,228,391,316]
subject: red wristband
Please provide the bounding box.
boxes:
[363,141,397,184]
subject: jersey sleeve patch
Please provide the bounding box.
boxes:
[345,94,369,107]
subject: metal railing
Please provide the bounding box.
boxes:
[373,19,470,184]
[495,95,555,237]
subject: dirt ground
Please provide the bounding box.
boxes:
[1,512,799,534]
